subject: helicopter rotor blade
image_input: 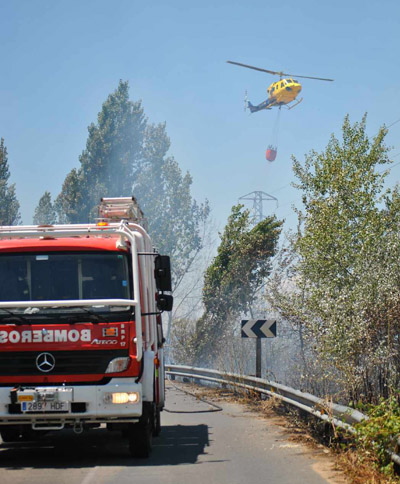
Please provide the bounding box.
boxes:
[227,61,282,76]
[284,73,334,82]
[227,60,334,82]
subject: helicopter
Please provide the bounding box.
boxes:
[227,61,334,113]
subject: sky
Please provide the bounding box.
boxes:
[0,0,399,235]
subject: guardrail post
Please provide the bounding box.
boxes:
[256,339,261,378]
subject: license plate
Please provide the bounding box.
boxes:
[21,401,69,413]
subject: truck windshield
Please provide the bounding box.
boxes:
[0,251,131,308]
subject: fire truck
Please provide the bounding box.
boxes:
[0,197,172,458]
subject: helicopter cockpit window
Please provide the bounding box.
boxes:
[293,79,298,83]
[280,82,284,88]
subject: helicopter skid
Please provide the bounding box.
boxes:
[287,97,303,110]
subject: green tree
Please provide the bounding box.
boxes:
[56,80,146,222]
[268,114,400,402]
[33,191,56,225]
[193,204,282,362]
[0,138,21,225]
[133,122,210,349]
[134,122,210,289]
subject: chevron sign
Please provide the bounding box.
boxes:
[241,319,277,338]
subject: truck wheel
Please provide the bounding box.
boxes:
[153,407,161,436]
[0,426,21,443]
[128,403,153,458]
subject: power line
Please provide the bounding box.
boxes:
[387,118,400,129]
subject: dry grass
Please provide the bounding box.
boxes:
[338,450,398,484]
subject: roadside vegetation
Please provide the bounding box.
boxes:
[172,113,400,479]
[170,204,282,364]
[268,114,400,405]
[266,114,400,478]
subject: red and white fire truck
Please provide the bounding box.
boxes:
[0,197,172,458]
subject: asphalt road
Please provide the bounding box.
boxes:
[0,382,343,484]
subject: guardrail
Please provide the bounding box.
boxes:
[165,364,400,467]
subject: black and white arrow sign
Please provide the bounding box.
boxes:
[241,319,277,338]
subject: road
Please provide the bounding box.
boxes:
[0,382,344,484]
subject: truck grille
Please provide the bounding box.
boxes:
[0,350,128,376]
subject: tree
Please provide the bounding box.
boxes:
[33,191,56,225]
[267,114,400,402]
[192,204,282,362]
[134,123,210,289]
[0,138,20,225]
[133,122,210,348]
[55,169,83,224]
[203,204,282,317]
[55,80,146,222]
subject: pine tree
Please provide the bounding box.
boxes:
[134,122,210,290]
[33,191,56,225]
[56,80,146,222]
[0,138,21,225]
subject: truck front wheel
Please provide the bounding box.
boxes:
[128,403,153,458]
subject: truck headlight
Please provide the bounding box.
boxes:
[105,357,130,373]
[104,392,140,404]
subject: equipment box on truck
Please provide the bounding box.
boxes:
[0,197,172,458]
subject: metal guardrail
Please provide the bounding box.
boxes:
[165,364,400,467]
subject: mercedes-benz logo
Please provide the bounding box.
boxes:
[36,352,56,373]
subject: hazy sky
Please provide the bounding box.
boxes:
[1,0,399,233]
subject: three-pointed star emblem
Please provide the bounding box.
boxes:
[36,352,56,373]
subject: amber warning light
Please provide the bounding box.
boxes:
[103,328,118,337]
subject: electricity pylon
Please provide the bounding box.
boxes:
[239,190,278,223]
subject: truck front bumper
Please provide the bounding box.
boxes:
[0,378,143,427]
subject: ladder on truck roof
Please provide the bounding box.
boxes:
[0,197,148,237]
[99,197,146,227]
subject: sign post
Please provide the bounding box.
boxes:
[241,319,277,378]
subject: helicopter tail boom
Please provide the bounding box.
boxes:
[248,100,272,113]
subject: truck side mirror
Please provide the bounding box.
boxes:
[157,294,173,312]
[154,255,172,292]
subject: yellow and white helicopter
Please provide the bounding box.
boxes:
[227,60,334,113]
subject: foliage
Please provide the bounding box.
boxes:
[55,80,146,222]
[133,122,210,290]
[190,204,282,363]
[0,138,20,225]
[54,169,83,224]
[354,395,400,475]
[203,204,282,319]
[169,318,200,365]
[33,191,56,225]
[267,114,400,402]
